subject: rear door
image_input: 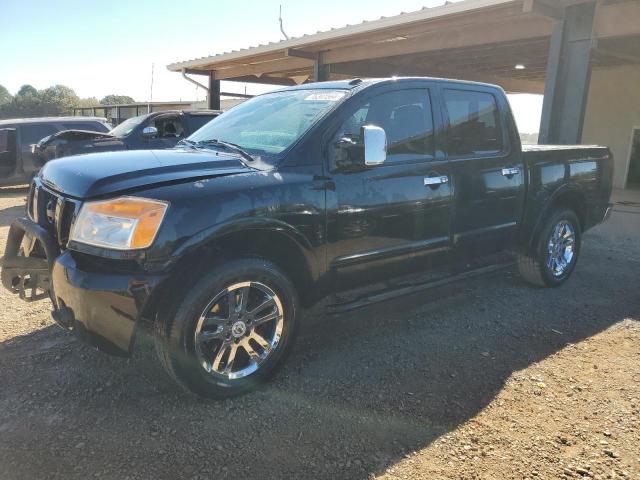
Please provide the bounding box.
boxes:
[325,83,452,287]
[0,128,17,177]
[441,85,525,255]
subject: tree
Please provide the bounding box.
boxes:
[0,84,80,118]
[5,84,42,118]
[39,85,80,116]
[100,95,135,105]
[16,84,38,97]
[77,97,100,108]
[0,84,134,119]
[0,85,11,106]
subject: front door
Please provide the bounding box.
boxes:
[325,85,452,288]
[441,86,526,256]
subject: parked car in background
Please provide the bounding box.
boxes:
[0,117,110,186]
[1,78,613,398]
[34,110,221,163]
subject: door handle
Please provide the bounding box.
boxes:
[501,167,520,177]
[424,175,449,186]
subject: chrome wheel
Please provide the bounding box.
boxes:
[194,281,284,380]
[546,220,576,277]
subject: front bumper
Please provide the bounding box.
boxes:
[52,251,165,355]
[1,217,165,356]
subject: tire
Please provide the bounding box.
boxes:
[517,208,582,288]
[155,257,299,398]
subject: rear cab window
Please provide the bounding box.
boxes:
[60,121,110,132]
[187,114,218,133]
[443,89,504,157]
[19,123,59,147]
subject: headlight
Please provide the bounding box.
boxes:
[70,197,168,250]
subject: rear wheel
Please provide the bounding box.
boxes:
[155,258,298,398]
[518,208,581,287]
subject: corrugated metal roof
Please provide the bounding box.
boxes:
[167,0,518,71]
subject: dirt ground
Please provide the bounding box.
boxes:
[0,186,638,480]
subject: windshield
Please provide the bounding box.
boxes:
[109,115,146,137]
[188,89,347,158]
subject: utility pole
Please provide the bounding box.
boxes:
[149,63,155,113]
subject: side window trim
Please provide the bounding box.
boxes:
[441,86,510,160]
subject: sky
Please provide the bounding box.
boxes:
[0,0,543,133]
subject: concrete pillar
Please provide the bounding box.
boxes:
[208,73,221,110]
[314,59,330,82]
[538,2,596,144]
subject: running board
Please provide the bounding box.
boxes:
[326,261,514,314]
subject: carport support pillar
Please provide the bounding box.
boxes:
[314,59,330,82]
[538,2,596,144]
[208,73,221,110]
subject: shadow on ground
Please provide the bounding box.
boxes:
[0,208,638,479]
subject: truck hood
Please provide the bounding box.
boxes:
[40,149,254,199]
[40,129,115,144]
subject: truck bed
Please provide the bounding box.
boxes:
[518,143,613,244]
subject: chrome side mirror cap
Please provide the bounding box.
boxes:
[363,125,387,166]
[142,126,158,138]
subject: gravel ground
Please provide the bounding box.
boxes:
[0,186,638,480]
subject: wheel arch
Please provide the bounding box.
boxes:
[526,184,587,252]
[140,220,320,330]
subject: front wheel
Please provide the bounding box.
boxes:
[155,258,299,398]
[518,208,582,287]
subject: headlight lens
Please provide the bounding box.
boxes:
[70,197,168,250]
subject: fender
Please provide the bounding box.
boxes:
[172,217,320,283]
[522,182,586,251]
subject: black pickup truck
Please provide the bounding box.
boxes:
[0,116,111,186]
[33,109,221,162]
[1,78,613,398]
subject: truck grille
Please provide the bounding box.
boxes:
[28,181,79,249]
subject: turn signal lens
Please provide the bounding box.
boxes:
[70,197,168,250]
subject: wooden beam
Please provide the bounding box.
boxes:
[302,3,526,53]
[322,15,552,64]
[225,75,297,86]
[595,1,640,39]
[329,60,545,93]
[212,57,313,80]
[286,48,318,61]
[594,46,640,65]
[523,0,565,20]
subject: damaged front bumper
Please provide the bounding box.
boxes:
[1,217,59,303]
[1,217,166,356]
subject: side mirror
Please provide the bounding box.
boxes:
[142,126,158,139]
[363,125,386,166]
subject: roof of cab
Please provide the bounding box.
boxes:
[275,76,504,94]
[0,116,108,126]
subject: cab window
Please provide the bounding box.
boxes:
[61,121,110,132]
[20,123,58,146]
[444,89,503,156]
[333,89,435,166]
[149,115,184,138]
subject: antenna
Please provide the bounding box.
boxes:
[149,62,155,114]
[279,5,289,40]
